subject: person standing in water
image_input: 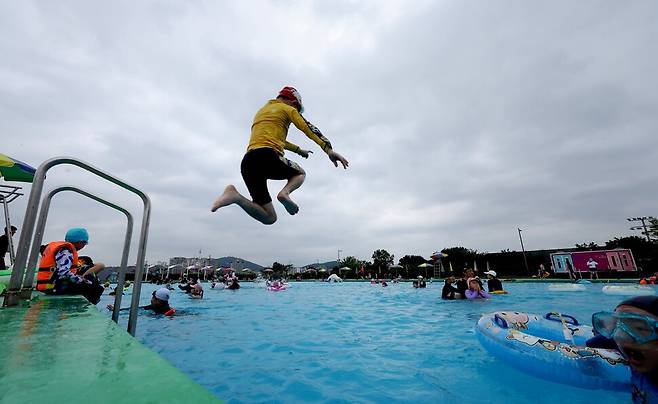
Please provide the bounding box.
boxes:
[211,86,349,225]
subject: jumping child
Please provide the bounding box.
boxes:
[211,86,349,224]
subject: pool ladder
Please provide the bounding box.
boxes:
[2,156,151,337]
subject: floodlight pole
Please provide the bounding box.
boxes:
[627,217,654,242]
[518,228,530,276]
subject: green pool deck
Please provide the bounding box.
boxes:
[0,295,219,404]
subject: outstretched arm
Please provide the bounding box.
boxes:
[327,150,349,169]
[289,109,349,169]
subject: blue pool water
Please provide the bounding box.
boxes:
[101,282,632,403]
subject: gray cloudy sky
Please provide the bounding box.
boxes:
[3,1,657,267]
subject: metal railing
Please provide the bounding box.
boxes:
[2,157,151,337]
[20,186,133,325]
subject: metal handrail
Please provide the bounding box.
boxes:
[2,156,151,337]
[20,186,133,324]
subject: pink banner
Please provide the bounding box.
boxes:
[571,251,609,272]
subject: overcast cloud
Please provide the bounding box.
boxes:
[2,1,657,267]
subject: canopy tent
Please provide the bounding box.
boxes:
[262,268,274,273]
[431,251,448,260]
[418,262,433,278]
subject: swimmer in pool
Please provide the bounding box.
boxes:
[107,287,174,315]
[592,296,658,403]
[465,278,491,299]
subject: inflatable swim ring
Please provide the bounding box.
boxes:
[490,290,508,295]
[267,286,286,292]
[548,283,586,292]
[602,285,655,296]
[476,311,629,391]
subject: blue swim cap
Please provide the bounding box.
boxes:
[65,228,89,243]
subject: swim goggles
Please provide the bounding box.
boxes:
[592,311,658,344]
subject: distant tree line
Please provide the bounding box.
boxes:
[290,235,658,280]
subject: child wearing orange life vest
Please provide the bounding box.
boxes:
[211,86,349,225]
[37,228,104,304]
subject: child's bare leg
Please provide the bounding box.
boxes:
[211,185,277,225]
[277,174,305,215]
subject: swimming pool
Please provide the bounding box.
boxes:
[101,282,631,403]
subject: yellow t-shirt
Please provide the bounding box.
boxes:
[247,100,332,156]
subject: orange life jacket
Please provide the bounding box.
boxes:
[36,241,79,292]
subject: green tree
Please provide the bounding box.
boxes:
[575,242,600,251]
[272,262,286,272]
[372,249,394,273]
[397,255,430,278]
[339,256,362,270]
[441,247,478,271]
[398,255,427,268]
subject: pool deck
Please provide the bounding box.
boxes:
[0,295,219,403]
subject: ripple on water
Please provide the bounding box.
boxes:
[100,282,629,403]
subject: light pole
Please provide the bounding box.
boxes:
[518,228,530,276]
[627,217,654,242]
[337,249,343,264]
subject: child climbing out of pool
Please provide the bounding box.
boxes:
[592,296,658,402]
[211,86,349,225]
[465,278,491,299]
[107,287,174,315]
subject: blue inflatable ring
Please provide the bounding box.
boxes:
[476,311,630,391]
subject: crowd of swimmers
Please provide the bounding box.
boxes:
[442,268,504,300]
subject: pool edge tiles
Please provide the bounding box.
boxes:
[0,295,220,404]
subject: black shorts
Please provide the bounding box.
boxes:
[241,148,305,205]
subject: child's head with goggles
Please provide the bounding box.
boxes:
[593,296,658,374]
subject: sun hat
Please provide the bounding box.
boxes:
[484,270,497,277]
[153,288,170,302]
[65,227,89,243]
